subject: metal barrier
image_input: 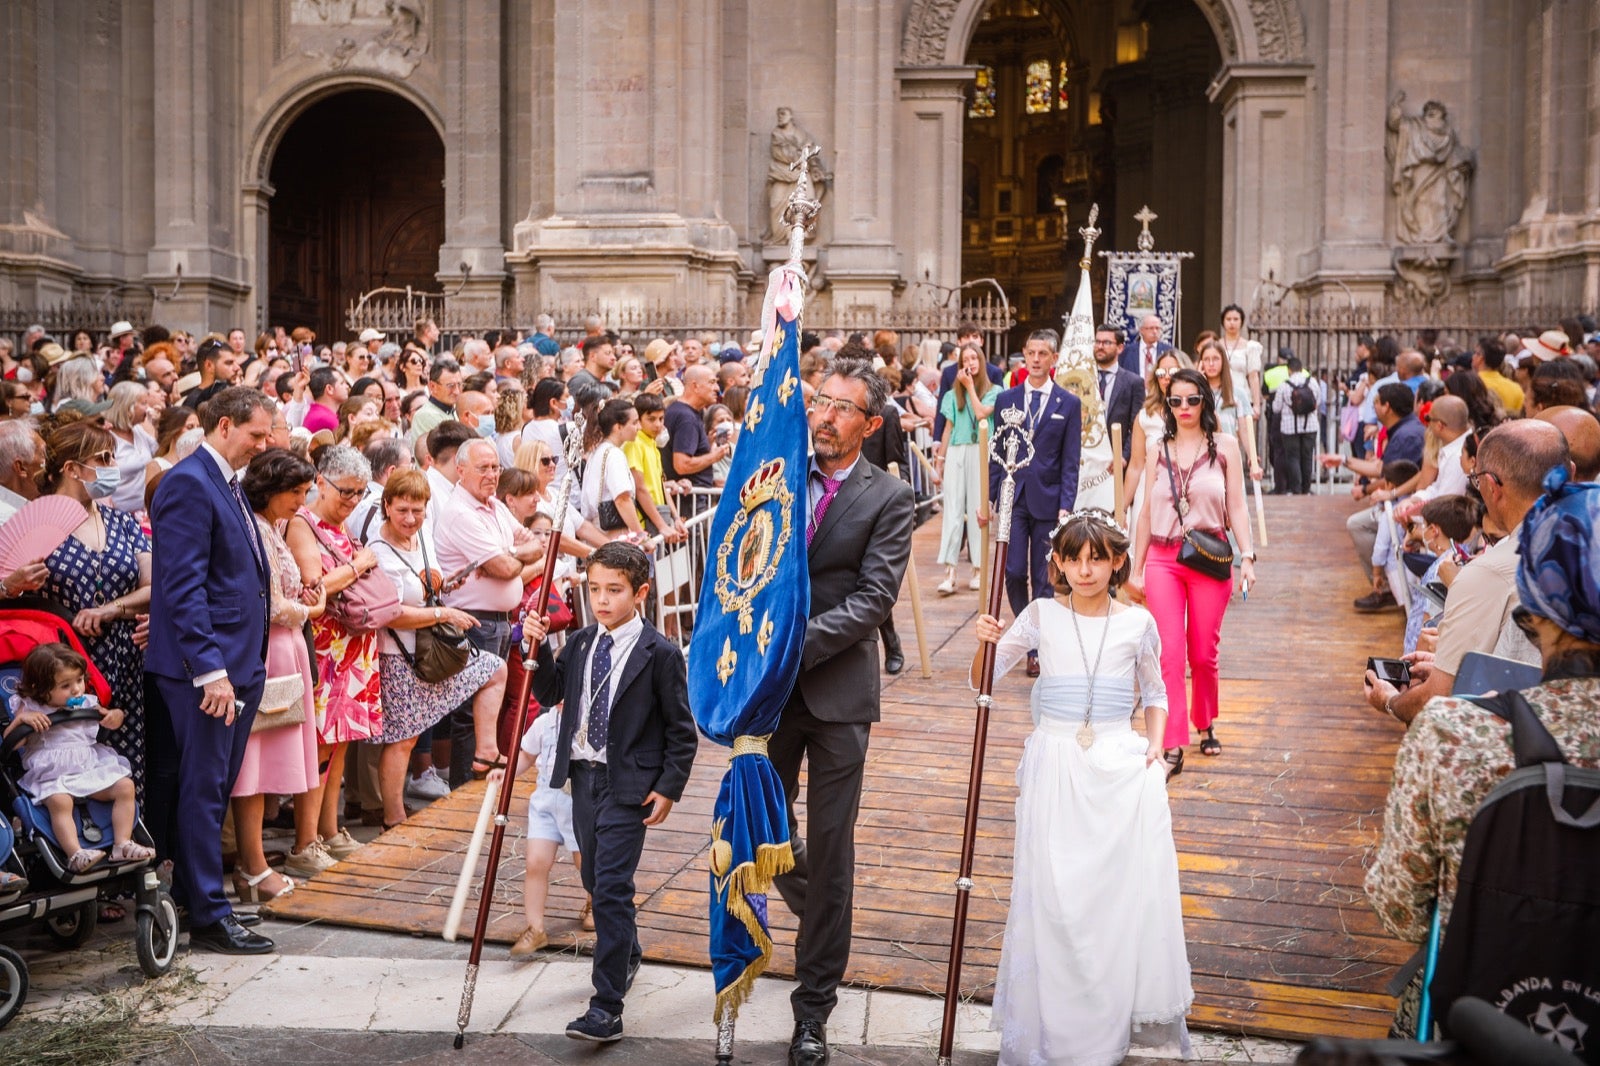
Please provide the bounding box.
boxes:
[549,486,721,655]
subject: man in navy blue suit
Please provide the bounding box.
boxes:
[147,386,276,954]
[987,329,1081,675]
[1095,324,1146,461]
[1119,314,1174,378]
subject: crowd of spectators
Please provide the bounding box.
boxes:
[1325,323,1600,1036]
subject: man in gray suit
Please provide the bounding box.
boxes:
[771,359,915,1066]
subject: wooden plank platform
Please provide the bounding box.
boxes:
[267,494,1410,1042]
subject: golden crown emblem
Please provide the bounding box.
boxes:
[739,458,785,509]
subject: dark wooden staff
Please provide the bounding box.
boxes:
[451,417,586,1049]
[936,408,1034,1066]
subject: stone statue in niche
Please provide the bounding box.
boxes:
[1385,91,1474,305]
[764,107,831,246]
[1385,91,1474,246]
[290,0,429,79]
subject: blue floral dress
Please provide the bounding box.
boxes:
[43,505,151,798]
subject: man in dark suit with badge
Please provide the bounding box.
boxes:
[146,386,276,954]
[986,329,1082,675]
[772,358,914,1066]
[1095,323,1146,462]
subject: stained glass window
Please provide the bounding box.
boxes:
[1058,61,1069,110]
[1025,59,1052,114]
[968,66,996,119]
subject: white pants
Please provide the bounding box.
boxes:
[938,441,984,569]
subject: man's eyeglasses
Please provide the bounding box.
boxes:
[1466,470,1502,490]
[1166,395,1204,409]
[810,394,869,418]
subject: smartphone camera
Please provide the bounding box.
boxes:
[1366,657,1411,687]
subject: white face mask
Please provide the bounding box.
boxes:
[654,427,670,449]
[28,401,44,416]
[15,367,33,383]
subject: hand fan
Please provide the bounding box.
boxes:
[0,495,89,576]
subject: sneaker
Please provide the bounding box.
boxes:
[1352,590,1399,613]
[509,926,549,959]
[283,840,339,879]
[320,828,363,860]
[406,767,451,801]
[566,1007,623,1042]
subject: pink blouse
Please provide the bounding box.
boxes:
[1149,441,1229,542]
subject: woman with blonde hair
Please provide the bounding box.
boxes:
[1122,349,1194,528]
[105,381,158,515]
[494,385,525,466]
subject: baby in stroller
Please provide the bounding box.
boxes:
[2,644,154,872]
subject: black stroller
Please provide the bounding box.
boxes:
[0,600,177,1029]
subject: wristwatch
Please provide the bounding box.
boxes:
[434,607,442,622]
[1241,551,1257,561]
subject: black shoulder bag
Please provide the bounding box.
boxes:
[1162,440,1234,582]
[375,534,472,684]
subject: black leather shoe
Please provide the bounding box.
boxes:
[189,914,276,955]
[884,648,904,675]
[234,911,263,927]
[789,1020,828,1066]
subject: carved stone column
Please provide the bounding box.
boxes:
[439,0,508,319]
[146,0,248,332]
[1207,63,1315,309]
[893,67,973,306]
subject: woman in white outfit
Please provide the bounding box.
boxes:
[973,511,1192,1066]
[1219,304,1264,419]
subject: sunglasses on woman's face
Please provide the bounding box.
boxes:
[1166,395,1204,409]
[539,456,558,466]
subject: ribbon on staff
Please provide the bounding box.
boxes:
[689,273,810,1021]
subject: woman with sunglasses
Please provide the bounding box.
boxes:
[283,445,382,875]
[397,350,428,392]
[39,421,154,812]
[1122,350,1194,531]
[1127,368,1256,778]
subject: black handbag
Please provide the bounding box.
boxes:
[1162,441,1234,582]
[375,535,472,684]
[594,444,629,531]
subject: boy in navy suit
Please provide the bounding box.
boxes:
[524,541,698,1042]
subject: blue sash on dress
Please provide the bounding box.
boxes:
[1029,675,1138,728]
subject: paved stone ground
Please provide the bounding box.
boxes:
[6,913,1302,1065]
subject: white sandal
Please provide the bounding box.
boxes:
[936,572,957,596]
[233,867,295,904]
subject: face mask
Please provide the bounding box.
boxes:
[654,427,670,449]
[477,414,496,438]
[305,483,320,506]
[15,367,33,384]
[81,464,121,500]
[27,402,43,416]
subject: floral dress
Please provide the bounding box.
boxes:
[43,504,150,798]
[297,507,382,744]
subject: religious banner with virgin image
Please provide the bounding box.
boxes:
[1100,205,1194,346]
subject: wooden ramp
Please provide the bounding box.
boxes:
[267,494,1411,1042]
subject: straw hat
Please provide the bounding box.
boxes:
[1526,330,1570,362]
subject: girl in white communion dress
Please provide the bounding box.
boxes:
[972,510,1193,1066]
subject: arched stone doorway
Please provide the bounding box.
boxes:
[266,89,445,342]
[959,0,1222,348]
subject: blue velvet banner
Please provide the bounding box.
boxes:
[688,307,810,1020]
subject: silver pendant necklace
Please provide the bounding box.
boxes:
[1066,593,1112,749]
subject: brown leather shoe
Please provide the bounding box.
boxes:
[1025,653,1040,678]
[579,898,595,932]
[1353,590,1399,612]
[509,926,548,958]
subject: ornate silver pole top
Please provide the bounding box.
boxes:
[1078,203,1101,270]
[782,144,823,266]
[989,408,1036,544]
[1134,204,1158,252]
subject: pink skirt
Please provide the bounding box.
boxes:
[233,622,319,798]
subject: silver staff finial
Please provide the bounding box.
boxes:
[782,145,823,265]
[1134,204,1158,252]
[1079,203,1102,269]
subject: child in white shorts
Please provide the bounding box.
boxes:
[506,707,583,958]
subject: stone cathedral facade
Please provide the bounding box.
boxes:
[1,0,1596,342]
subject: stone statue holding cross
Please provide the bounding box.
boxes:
[764,107,831,246]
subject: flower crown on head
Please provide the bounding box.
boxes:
[1051,507,1127,540]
